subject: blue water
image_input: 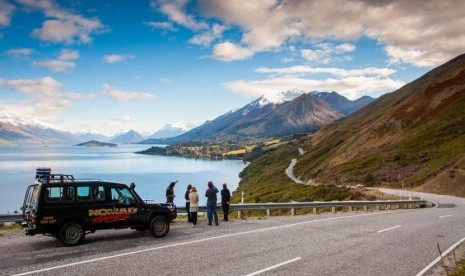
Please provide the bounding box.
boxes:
[0,144,246,213]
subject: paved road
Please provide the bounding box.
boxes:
[1,190,464,276]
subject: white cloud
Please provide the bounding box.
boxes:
[212,41,254,62]
[143,21,176,31]
[224,76,405,100]
[18,0,105,44]
[189,23,227,46]
[255,66,396,78]
[59,49,79,60]
[150,0,207,30]
[102,84,156,102]
[300,43,355,64]
[336,43,356,53]
[32,59,75,72]
[0,0,15,27]
[6,48,34,57]
[159,78,171,83]
[103,54,135,64]
[0,76,92,119]
[31,49,79,72]
[199,0,465,67]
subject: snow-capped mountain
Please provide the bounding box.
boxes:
[149,123,195,139]
[0,112,79,144]
[261,89,305,104]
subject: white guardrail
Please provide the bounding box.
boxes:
[0,199,429,223]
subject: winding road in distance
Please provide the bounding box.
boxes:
[1,190,464,276]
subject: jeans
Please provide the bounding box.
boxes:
[207,204,218,225]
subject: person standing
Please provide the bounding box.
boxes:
[185,184,192,223]
[189,186,199,225]
[205,181,219,226]
[166,180,177,203]
[221,183,231,221]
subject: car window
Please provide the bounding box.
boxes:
[111,187,136,205]
[76,186,105,201]
[45,186,75,202]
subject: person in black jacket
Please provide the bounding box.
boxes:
[185,184,192,223]
[221,183,231,221]
[166,180,177,203]
[205,181,219,226]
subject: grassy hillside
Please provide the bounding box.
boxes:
[236,53,465,199]
[290,54,465,196]
[232,143,350,203]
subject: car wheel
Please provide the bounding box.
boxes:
[149,216,169,238]
[59,222,84,246]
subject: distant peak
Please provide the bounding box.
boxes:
[261,89,305,104]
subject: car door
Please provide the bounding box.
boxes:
[106,186,143,227]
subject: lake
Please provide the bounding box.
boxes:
[0,144,246,214]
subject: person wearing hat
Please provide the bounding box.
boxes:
[221,183,231,221]
[166,180,177,203]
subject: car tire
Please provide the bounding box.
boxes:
[59,222,84,246]
[149,216,169,238]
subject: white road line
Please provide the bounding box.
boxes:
[377,225,401,233]
[439,215,452,218]
[416,237,465,276]
[244,257,301,276]
[11,210,409,276]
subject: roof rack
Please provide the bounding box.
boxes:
[35,168,75,184]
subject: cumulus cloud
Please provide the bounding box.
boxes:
[0,0,15,27]
[255,66,396,78]
[31,49,79,72]
[32,59,75,72]
[0,76,92,119]
[199,0,465,67]
[18,0,105,44]
[6,48,34,57]
[224,76,405,100]
[150,0,207,30]
[189,23,227,46]
[212,41,254,62]
[102,84,156,102]
[103,54,135,64]
[58,49,79,60]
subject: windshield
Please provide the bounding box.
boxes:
[23,184,41,212]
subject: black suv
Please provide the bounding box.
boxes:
[21,168,177,246]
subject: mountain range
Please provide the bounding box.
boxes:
[139,91,374,144]
[0,91,373,145]
[236,53,465,200]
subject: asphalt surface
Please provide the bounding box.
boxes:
[1,189,464,276]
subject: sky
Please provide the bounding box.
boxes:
[0,0,464,136]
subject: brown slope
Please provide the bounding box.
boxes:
[293,53,465,195]
[234,93,344,138]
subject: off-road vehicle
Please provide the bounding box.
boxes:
[21,168,177,246]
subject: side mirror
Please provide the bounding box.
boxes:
[130,182,136,190]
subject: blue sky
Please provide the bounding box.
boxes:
[0,0,463,135]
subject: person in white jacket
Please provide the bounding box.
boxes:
[189,186,199,225]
